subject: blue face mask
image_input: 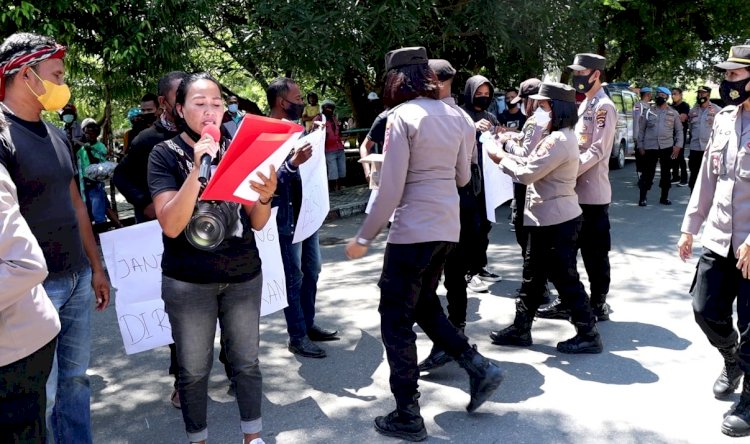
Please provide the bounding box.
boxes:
[227,103,239,113]
[62,114,75,124]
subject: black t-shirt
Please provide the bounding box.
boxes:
[367,110,389,150]
[498,109,527,131]
[671,101,690,138]
[147,135,261,284]
[0,112,87,275]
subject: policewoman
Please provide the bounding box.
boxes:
[345,47,503,442]
[487,82,603,355]
[678,44,750,437]
[539,53,617,322]
[637,86,684,206]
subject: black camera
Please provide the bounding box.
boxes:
[185,200,240,251]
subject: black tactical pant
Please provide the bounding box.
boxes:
[577,204,611,304]
[638,148,673,196]
[470,188,492,275]
[519,216,595,327]
[688,150,704,191]
[671,147,688,183]
[511,182,530,257]
[444,189,481,327]
[692,247,750,372]
[379,241,472,400]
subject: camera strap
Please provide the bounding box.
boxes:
[163,137,228,195]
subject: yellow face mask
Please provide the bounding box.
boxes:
[25,68,71,111]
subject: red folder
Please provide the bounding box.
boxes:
[201,114,303,205]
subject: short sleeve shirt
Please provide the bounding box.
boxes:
[148,135,262,284]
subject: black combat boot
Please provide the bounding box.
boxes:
[418,345,452,372]
[638,189,648,206]
[418,325,467,372]
[659,190,672,205]
[489,300,535,346]
[374,393,428,442]
[556,324,603,354]
[590,295,611,322]
[537,299,571,320]
[456,346,505,412]
[714,347,743,399]
[722,374,750,437]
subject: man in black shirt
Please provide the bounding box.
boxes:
[114,71,187,223]
[670,87,690,186]
[0,32,110,444]
[498,87,527,131]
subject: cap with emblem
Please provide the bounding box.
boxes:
[529,82,576,103]
[697,85,712,94]
[568,53,606,72]
[385,47,428,72]
[428,59,456,81]
[511,78,541,104]
[715,45,750,71]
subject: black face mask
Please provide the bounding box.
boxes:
[322,107,334,117]
[655,97,667,106]
[697,96,708,105]
[284,100,305,120]
[140,112,157,126]
[473,96,492,111]
[572,74,594,93]
[719,77,750,107]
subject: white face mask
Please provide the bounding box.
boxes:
[533,107,551,127]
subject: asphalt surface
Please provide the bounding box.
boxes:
[90,160,743,443]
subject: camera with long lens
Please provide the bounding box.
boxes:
[185,200,240,251]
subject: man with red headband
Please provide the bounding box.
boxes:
[0,32,110,444]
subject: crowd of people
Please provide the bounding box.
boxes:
[2,28,750,443]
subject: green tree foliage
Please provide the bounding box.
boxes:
[2,0,749,137]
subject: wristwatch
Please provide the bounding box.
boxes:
[356,237,370,246]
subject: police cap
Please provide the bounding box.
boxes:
[529,82,576,103]
[385,47,428,72]
[428,59,456,81]
[715,45,750,71]
[568,53,606,72]
[697,85,712,94]
[511,78,541,104]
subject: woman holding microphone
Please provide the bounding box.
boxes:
[148,72,275,444]
[486,82,603,354]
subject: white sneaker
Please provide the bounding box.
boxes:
[466,275,490,293]
[247,438,265,444]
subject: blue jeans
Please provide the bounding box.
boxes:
[84,181,107,224]
[279,231,322,340]
[162,275,263,443]
[43,266,93,444]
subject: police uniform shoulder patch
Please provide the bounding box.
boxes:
[595,109,608,128]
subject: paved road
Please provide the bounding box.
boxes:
[90,161,742,443]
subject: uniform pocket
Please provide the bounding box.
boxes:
[737,148,750,180]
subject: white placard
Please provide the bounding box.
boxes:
[481,134,514,222]
[293,126,330,243]
[100,210,287,355]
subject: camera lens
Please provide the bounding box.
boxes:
[185,200,239,251]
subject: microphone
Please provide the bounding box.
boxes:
[198,124,220,185]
